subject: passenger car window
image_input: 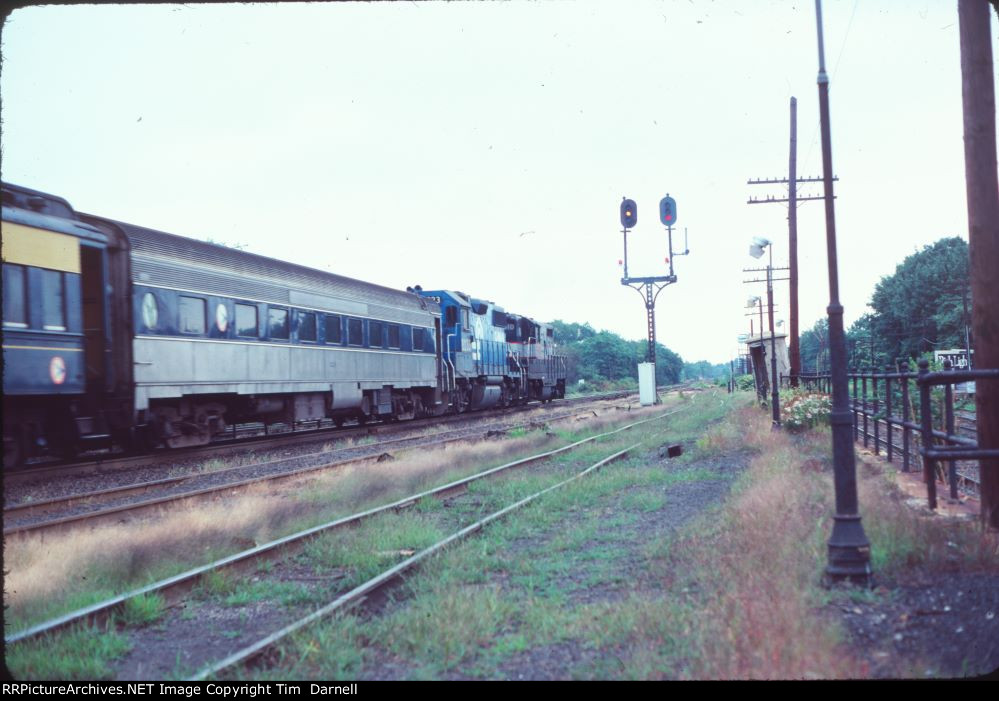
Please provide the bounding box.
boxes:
[2,264,27,327]
[299,312,317,342]
[412,327,425,352]
[348,318,363,346]
[41,269,67,330]
[325,315,342,343]
[388,324,401,349]
[179,296,205,334]
[236,303,258,338]
[268,307,289,340]
[369,321,383,347]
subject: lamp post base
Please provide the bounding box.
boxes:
[824,514,873,587]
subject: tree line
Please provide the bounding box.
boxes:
[799,237,970,373]
[547,320,730,391]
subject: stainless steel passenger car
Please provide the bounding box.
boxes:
[94,218,443,447]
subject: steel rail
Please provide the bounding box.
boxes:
[189,442,642,681]
[5,406,686,646]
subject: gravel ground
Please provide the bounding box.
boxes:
[829,571,999,679]
[111,562,339,679]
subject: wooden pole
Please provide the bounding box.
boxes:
[958,0,999,530]
[788,97,800,388]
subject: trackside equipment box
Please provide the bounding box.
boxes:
[639,362,656,406]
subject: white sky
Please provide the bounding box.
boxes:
[2,1,995,365]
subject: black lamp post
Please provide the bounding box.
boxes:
[814,0,872,586]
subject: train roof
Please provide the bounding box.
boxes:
[1,183,108,245]
[2,182,75,219]
[89,215,439,321]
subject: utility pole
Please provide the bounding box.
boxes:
[959,0,999,530]
[788,98,799,388]
[748,98,838,388]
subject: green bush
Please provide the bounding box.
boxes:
[734,374,755,392]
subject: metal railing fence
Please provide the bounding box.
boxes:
[786,361,997,512]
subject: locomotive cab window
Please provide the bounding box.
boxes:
[298,311,317,342]
[2,263,27,327]
[42,269,67,331]
[235,303,258,338]
[268,307,289,340]
[325,314,342,344]
[179,296,206,335]
[445,306,458,328]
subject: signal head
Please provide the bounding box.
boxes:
[620,198,637,229]
[659,195,677,226]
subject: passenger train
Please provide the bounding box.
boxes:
[1,182,566,466]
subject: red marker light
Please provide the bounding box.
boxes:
[618,259,623,266]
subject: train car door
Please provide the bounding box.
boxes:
[79,242,111,394]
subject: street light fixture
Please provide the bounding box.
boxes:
[749,236,771,260]
[749,237,781,427]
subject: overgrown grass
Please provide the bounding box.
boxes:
[5,625,131,680]
[857,458,999,575]
[118,592,166,627]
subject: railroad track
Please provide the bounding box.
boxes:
[5,405,686,676]
[4,387,662,487]
[3,400,636,537]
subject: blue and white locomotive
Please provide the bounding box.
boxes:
[1,182,566,465]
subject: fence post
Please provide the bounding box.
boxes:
[885,364,893,463]
[944,360,958,500]
[918,359,937,510]
[851,368,858,442]
[862,369,869,449]
[900,359,911,473]
[873,368,881,455]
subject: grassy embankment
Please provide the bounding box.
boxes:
[246,390,996,680]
